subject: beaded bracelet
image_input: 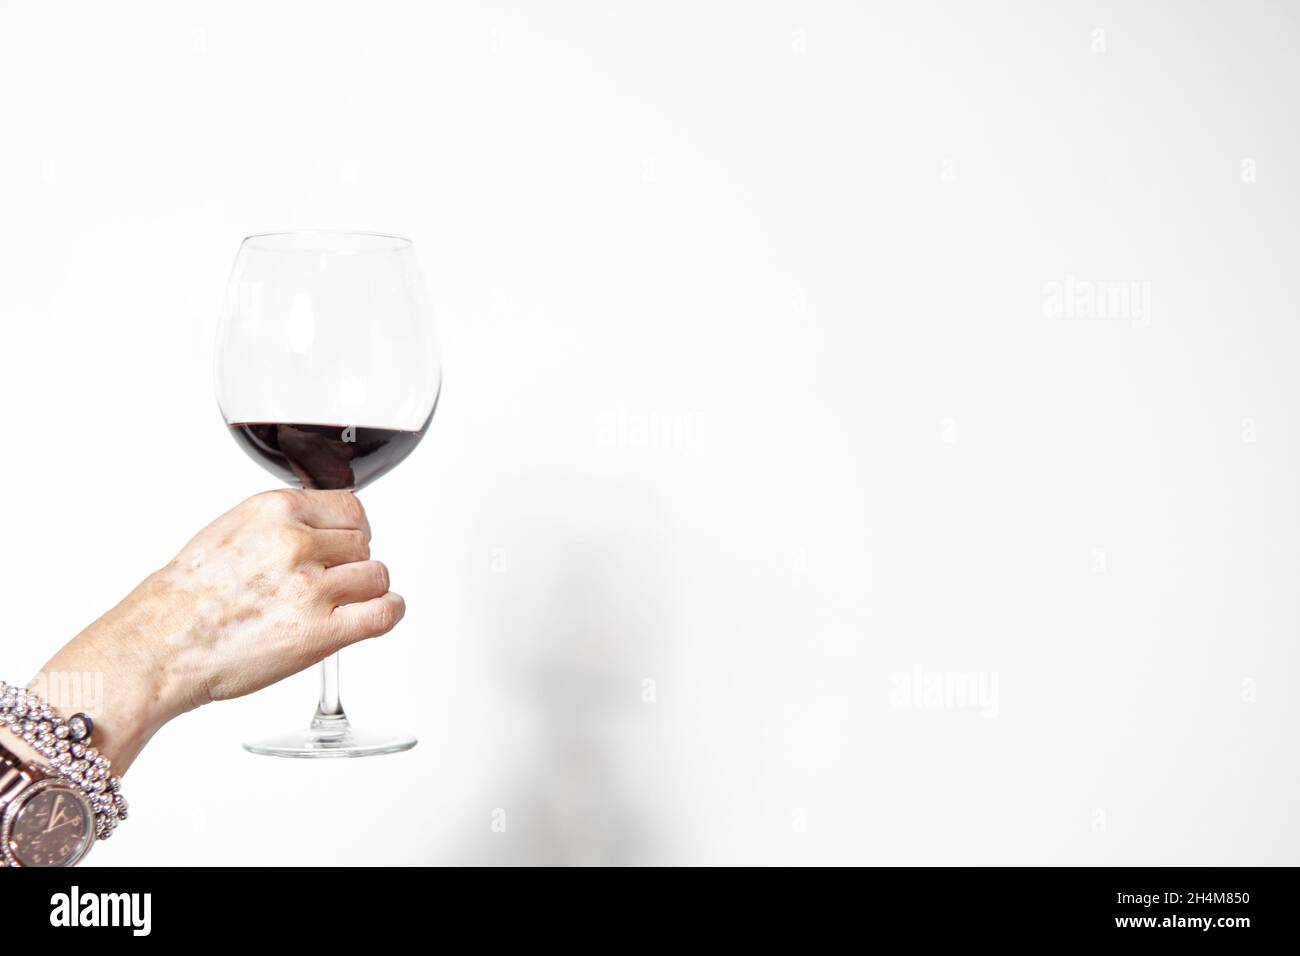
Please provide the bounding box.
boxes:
[0,681,128,841]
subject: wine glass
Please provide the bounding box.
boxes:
[214,230,441,758]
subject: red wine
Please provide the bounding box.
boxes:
[229,422,426,490]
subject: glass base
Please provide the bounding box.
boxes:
[243,713,417,759]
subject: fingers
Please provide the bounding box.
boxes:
[295,490,371,536]
[331,591,405,645]
[313,529,370,568]
[323,560,389,605]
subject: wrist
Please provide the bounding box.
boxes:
[31,639,161,775]
[33,570,198,773]
[1,682,130,861]
[1,728,43,767]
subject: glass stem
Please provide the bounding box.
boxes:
[314,653,346,723]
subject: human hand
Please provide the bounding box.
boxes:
[29,490,405,772]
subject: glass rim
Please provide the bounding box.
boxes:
[241,229,413,252]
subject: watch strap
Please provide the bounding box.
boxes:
[0,739,34,808]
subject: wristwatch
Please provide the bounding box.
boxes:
[0,738,96,867]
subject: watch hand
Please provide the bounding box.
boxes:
[43,795,75,834]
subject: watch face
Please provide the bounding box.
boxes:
[8,784,94,867]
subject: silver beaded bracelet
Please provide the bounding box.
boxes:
[0,682,128,841]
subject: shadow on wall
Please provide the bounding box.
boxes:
[455,473,678,865]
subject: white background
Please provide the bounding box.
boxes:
[1,1,1297,865]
